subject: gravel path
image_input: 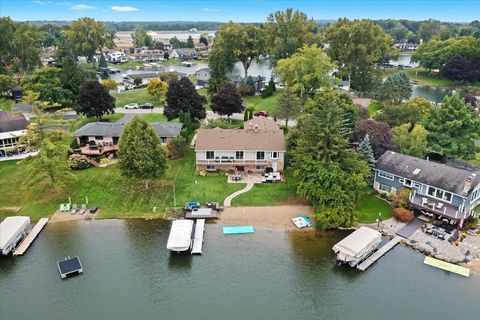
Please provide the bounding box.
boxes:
[223,183,254,207]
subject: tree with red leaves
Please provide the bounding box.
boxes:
[211,82,244,118]
[352,119,397,159]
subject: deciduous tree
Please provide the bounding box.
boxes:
[165,77,206,121]
[352,119,397,159]
[132,26,153,48]
[76,80,115,120]
[392,123,428,157]
[147,78,168,104]
[65,18,111,62]
[211,83,244,117]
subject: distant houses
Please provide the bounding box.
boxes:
[194,67,243,87]
[373,151,480,227]
[122,71,186,89]
[0,112,30,160]
[73,121,183,156]
[194,117,286,173]
[393,43,419,52]
[169,48,198,60]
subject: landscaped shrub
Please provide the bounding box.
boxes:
[167,136,187,159]
[393,207,414,223]
[68,154,91,170]
[99,158,110,165]
[391,188,411,208]
[202,118,243,129]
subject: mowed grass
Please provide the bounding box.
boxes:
[115,88,162,108]
[232,171,305,206]
[0,98,14,111]
[0,150,244,221]
[141,113,168,122]
[404,68,480,90]
[355,194,393,223]
[243,91,280,114]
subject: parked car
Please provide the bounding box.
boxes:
[140,103,154,109]
[254,111,268,117]
[124,103,139,109]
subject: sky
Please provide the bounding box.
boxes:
[1,0,479,23]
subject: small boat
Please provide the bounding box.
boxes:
[292,217,308,229]
[332,227,382,267]
[299,214,312,227]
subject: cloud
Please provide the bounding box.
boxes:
[54,1,72,5]
[32,1,45,4]
[111,6,139,12]
[203,8,221,12]
[71,4,96,10]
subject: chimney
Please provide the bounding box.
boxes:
[463,176,473,194]
[254,124,258,133]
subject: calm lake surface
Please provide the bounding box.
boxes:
[0,220,478,320]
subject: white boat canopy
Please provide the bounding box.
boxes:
[0,216,30,253]
[166,220,194,252]
[332,227,382,262]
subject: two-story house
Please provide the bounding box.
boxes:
[73,121,183,156]
[374,151,480,227]
[194,117,285,173]
[0,111,30,160]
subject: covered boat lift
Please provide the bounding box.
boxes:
[166,220,194,253]
[0,216,30,255]
[332,227,382,267]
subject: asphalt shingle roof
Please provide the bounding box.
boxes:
[73,121,182,138]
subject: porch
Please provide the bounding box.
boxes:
[409,191,465,221]
[77,144,118,155]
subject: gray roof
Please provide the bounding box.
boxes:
[170,48,197,56]
[0,111,29,133]
[73,121,183,138]
[376,151,480,196]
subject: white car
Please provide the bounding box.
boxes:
[124,103,139,109]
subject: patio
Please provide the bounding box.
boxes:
[227,171,283,184]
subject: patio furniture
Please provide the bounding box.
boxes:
[215,156,220,162]
[70,204,78,215]
[78,204,87,215]
[90,205,98,214]
[436,203,444,209]
[59,204,66,212]
[65,203,71,212]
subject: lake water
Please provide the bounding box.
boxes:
[1,220,478,320]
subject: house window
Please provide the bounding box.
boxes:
[378,171,394,181]
[427,186,452,203]
[379,183,392,193]
[256,151,265,160]
[443,192,452,202]
[271,151,279,159]
[95,136,103,140]
[427,187,436,196]
[256,166,265,170]
[413,183,421,188]
[206,151,214,159]
[404,179,412,187]
[206,165,216,171]
[236,151,244,160]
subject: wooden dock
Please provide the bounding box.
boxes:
[357,236,402,271]
[13,218,49,256]
[191,219,205,255]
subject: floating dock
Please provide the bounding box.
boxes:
[223,226,254,235]
[191,219,205,255]
[185,208,220,220]
[13,218,48,256]
[57,256,83,279]
[424,256,470,277]
[357,236,402,271]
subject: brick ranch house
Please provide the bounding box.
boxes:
[194,117,286,173]
[374,151,480,227]
[73,121,183,156]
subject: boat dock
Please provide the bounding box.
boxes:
[357,236,402,271]
[424,256,470,277]
[191,219,205,255]
[13,218,49,256]
[57,256,83,279]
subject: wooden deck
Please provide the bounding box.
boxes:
[357,236,402,271]
[13,218,49,256]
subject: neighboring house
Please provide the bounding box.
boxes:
[123,72,160,89]
[393,43,419,52]
[169,48,198,60]
[129,49,165,62]
[195,67,210,87]
[194,117,286,173]
[73,121,183,156]
[373,151,480,227]
[0,111,30,160]
[106,51,128,63]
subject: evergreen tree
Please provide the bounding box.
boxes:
[98,54,108,69]
[118,117,167,189]
[356,134,376,168]
[273,89,301,127]
[378,71,412,104]
[186,35,195,48]
[61,57,86,98]
[179,111,194,139]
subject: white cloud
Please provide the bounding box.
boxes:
[54,1,72,5]
[203,8,221,12]
[71,4,96,10]
[32,1,46,5]
[111,6,139,12]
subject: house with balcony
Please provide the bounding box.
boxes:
[0,111,32,161]
[373,151,480,227]
[73,121,183,156]
[194,117,285,173]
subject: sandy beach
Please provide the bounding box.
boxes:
[220,205,314,230]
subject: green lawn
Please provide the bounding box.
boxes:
[367,101,383,117]
[355,194,393,223]
[115,89,162,108]
[232,171,304,206]
[0,98,14,111]
[141,113,168,122]
[405,68,480,90]
[243,91,280,114]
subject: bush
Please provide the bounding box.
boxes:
[99,158,110,165]
[391,188,411,208]
[393,208,414,223]
[202,118,243,129]
[238,82,255,97]
[68,154,91,170]
[167,136,187,159]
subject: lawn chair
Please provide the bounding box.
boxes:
[65,203,71,212]
[59,204,66,212]
[70,204,78,215]
[78,204,87,215]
